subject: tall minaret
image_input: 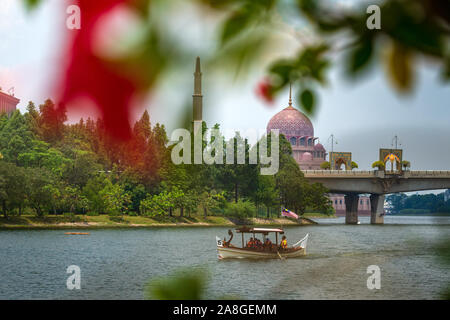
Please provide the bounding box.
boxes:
[192,57,203,164]
[193,56,203,122]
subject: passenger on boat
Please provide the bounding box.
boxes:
[264,238,272,250]
[254,238,262,248]
[280,236,288,250]
[246,238,255,248]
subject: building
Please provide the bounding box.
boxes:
[0,88,20,114]
[266,87,326,170]
[266,91,371,215]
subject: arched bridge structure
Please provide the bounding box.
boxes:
[303,170,450,225]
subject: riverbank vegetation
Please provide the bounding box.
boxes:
[387,192,450,215]
[0,214,315,229]
[0,103,333,221]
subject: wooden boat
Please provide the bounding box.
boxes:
[216,227,309,260]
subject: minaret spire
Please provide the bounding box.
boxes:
[193,56,203,122]
[288,83,293,107]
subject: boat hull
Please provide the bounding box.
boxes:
[217,246,306,259]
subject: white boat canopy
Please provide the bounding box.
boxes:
[236,227,284,234]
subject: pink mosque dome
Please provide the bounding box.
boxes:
[266,106,314,137]
[302,152,313,161]
[314,143,325,151]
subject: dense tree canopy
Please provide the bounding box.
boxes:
[0,100,332,218]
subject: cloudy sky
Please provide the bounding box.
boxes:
[1,0,449,173]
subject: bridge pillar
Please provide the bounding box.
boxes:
[370,194,385,224]
[344,193,359,224]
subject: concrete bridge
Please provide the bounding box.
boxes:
[303,170,450,225]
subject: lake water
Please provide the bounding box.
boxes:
[0,216,449,300]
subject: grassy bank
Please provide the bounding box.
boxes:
[0,214,318,229]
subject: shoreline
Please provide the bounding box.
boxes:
[0,215,324,230]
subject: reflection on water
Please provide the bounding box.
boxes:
[0,216,449,300]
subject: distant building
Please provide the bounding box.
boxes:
[0,88,20,114]
[445,189,450,202]
[266,87,326,170]
[328,194,371,216]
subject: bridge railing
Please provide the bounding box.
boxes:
[303,170,450,177]
[408,170,450,177]
[303,170,376,176]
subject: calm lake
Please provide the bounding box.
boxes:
[0,216,449,300]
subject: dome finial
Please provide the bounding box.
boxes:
[288,83,292,107]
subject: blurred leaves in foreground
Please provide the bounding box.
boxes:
[146,268,208,300]
[145,268,240,300]
[21,0,450,125]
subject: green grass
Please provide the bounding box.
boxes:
[302,212,336,218]
[0,214,314,229]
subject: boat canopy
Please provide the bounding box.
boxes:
[235,227,284,234]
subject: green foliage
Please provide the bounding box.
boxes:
[101,184,131,215]
[146,268,207,300]
[0,104,333,220]
[140,191,174,217]
[402,160,411,170]
[351,161,359,170]
[320,161,330,170]
[225,199,256,218]
[0,161,27,218]
[23,0,43,11]
[82,175,111,214]
[372,161,385,170]
[25,167,56,217]
[387,192,450,214]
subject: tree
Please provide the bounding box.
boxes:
[0,110,35,164]
[320,161,330,170]
[372,161,385,170]
[101,183,131,216]
[255,175,278,218]
[351,161,359,170]
[198,190,225,218]
[82,175,111,214]
[25,167,56,217]
[0,162,27,218]
[140,191,173,217]
[38,99,67,144]
[402,160,411,171]
[61,186,89,214]
[62,151,101,188]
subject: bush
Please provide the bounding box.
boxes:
[62,212,83,223]
[225,200,256,218]
[109,215,125,223]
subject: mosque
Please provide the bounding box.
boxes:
[190,57,370,216]
[0,87,20,114]
[265,87,371,216]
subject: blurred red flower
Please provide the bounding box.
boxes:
[255,77,275,105]
[58,0,139,141]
